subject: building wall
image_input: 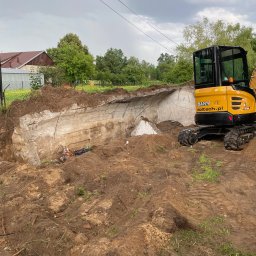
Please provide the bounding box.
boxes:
[20,65,40,73]
[2,70,44,90]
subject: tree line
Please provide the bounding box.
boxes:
[41,18,256,86]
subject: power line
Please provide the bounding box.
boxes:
[99,0,173,54]
[117,0,179,46]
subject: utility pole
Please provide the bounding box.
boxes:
[0,58,3,107]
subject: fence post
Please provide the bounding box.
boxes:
[0,58,3,107]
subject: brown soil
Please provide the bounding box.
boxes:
[0,121,255,256]
[0,84,189,161]
[6,84,187,121]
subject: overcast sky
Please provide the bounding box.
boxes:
[1,0,256,64]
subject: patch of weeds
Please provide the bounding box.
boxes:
[76,187,98,201]
[172,229,202,250]
[76,187,86,197]
[199,216,228,236]
[137,190,150,199]
[218,243,256,256]
[193,165,220,182]
[187,147,198,153]
[40,159,53,167]
[156,145,167,153]
[99,173,107,185]
[193,154,221,183]
[199,153,210,164]
[106,225,119,238]
[129,208,139,219]
[166,216,253,256]
[216,161,223,167]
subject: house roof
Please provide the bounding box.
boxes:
[0,51,51,68]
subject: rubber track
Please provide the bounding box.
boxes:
[224,127,255,150]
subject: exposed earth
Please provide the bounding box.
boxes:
[0,86,255,256]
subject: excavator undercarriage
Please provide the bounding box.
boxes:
[178,125,256,150]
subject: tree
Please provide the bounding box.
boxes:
[123,57,146,84]
[57,33,89,54]
[40,66,66,86]
[95,48,128,85]
[141,60,157,80]
[165,58,193,84]
[178,18,256,71]
[156,53,176,81]
[96,48,127,74]
[47,33,94,84]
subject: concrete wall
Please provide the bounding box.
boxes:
[12,86,195,165]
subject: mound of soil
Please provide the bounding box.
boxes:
[0,123,255,255]
[0,84,182,161]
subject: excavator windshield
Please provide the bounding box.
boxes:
[220,46,249,87]
[193,45,249,88]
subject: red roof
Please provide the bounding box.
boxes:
[0,51,53,68]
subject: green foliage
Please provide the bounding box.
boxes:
[178,18,256,71]
[218,243,256,256]
[156,53,193,84]
[95,48,156,85]
[193,154,220,182]
[57,33,89,54]
[47,33,94,84]
[96,48,127,74]
[106,226,119,238]
[4,89,31,106]
[165,58,193,83]
[168,216,255,256]
[76,187,86,197]
[156,53,176,81]
[40,66,66,87]
[30,73,43,90]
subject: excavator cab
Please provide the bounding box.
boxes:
[194,45,255,126]
[178,45,256,150]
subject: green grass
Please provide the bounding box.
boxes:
[192,154,221,183]
[4,89,31,106]
[165,216,256,256]
[2,82,164,107]
[76,84,144,93]
[75,186,99,201]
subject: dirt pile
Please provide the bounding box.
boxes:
[0,122,255,255]
[6,84,189,120]
[0,84,192,162]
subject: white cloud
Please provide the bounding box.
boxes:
[125,14,185,60]
[187,0,239,4]
[195,7,255,27]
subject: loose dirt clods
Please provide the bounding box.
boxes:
[0,122,255,255]
[0,86,255,255]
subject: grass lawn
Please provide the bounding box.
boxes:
[4,89,31,106]
[3,84,150,107]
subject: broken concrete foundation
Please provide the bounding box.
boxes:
[12,86,195,165]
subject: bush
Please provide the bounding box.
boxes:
[30,73,43,90]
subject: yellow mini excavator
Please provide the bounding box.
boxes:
[178,45,256,150]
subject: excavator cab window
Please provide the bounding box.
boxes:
[220,47,249,87]
[194,48,215,86]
